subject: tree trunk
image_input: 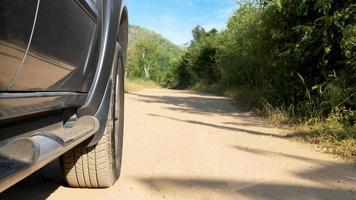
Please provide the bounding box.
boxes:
[141,50,153,79]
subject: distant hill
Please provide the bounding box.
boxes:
[128,25,184,60]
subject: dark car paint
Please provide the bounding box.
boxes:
[0,0,128,190]
[76,0,99,22]
[0,0,38,90]
[78,0,127,116]
[0,0,127,120]
[0,92,87,123]
[0,0,127,145]
[9,0,98,92]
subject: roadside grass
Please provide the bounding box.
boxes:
[191,83,225,96]
[255,104,356,161]
[263,106,356,161]
[125,78,159,93]
[192,84,262,111]
[257,108,356,161]
[288,121,356,161]
[191,83,356,161]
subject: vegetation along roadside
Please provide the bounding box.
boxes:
[126,0,355,160]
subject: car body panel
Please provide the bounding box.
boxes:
[0,92,87,122]
[0,0,128,191]
[79,0,126,116]
[0,0,38,90]
[0,0,128,125]
[9,0,98,92]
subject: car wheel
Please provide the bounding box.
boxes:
[60,42,124,188]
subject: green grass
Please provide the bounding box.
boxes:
[191,83,225,95]
[191,83,356,161]
[259,104,356,161]
[288,121,356,161]
[125,78,159,93]
[257,106,356,160]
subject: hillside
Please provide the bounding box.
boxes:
[128,25,183,60]
[126,25,184,84]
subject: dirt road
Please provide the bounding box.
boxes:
[1,89,356,200]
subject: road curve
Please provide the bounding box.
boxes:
[1,88,356,200]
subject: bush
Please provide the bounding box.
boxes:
[169,0,355,124]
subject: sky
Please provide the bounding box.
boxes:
[127,0,236,46]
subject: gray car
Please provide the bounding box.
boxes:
[0,0,128,192]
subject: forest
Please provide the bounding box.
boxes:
[126,0,355,159]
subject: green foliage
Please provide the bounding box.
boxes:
[168,0,355,123]
[292,107,356,160]
[125,1,355,158]
[124,1,356,159]
[127,39,159,79]
[125,78,159,93]
[126,25,183,84]
[165,26,221,88]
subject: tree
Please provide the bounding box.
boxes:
[192,26,207,43]
[127,39,160,79]
[168,0,355,121]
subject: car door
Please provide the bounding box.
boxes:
[8,0,99,92]
[0,0,39,90]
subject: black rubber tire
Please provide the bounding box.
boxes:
[60,43,124,188]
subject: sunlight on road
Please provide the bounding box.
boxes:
[2,89,355,200]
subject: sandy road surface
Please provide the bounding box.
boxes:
[1,89,356,200]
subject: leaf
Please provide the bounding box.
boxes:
[312,85,320,90]
[325,47,331,54]
[297,73,306,85]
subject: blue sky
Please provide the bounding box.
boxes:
[127,0,236,45]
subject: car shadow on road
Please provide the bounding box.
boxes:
[0,160,63,200]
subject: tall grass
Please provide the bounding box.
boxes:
[125,78,159,93]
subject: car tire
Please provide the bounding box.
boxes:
[60,43,124,188]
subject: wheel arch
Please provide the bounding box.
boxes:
[77,0,128,146]
[118,5,128,65]
[78,0,127,116]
